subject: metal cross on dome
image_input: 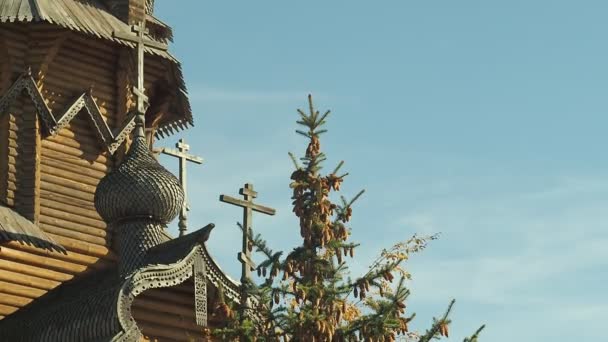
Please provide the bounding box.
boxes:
[113,21,168,120]
[157,138,204,236]
[220,183,276,284]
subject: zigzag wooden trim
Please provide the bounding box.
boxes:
[0,71,136,154]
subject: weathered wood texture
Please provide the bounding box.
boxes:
[133,280,222,342]
[0,19,212,340]
[0,22,183,324]
[1,24,37,220]
[38,25,118,261]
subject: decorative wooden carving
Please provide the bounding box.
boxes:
[0,71,136,154]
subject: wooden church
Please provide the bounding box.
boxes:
[0,0,243,340]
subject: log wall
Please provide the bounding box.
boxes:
[0,30,9,205]
[0,24,37,219]
[0,22,210,339]
[134,280,224,342]
[38,25,118,262]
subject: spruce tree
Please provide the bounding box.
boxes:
[212,96,484,342]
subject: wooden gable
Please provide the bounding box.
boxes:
[0,2,244,340]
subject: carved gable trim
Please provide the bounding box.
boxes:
[0,71,136,154]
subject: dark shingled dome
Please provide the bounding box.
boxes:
[94,136,184,224]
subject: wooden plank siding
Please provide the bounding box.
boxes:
[0,23,120,316]
[0,26,11,207]
[134,280,223,342]
[0,21,219,341]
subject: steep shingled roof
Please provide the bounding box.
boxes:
[0,225,241,342]
[0,0,193,138]
[0,0,173,59]
[0,204,65,253]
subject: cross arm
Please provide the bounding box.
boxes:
[219,195,276,216]
[160,147,204,164]
[112,31,169,51]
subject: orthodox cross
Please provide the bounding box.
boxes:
[113,21,168,118]
[157,138,204,236]
[220,183,276,283]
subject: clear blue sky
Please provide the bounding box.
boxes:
[155,1,608,341]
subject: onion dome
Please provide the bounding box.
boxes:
[95,135,184,225]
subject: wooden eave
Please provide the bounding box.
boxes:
[0,204,65,253]
[0,0,194,138]
[0,225,239,341]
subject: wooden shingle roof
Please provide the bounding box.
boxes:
[0,204,66,253]
[0,0,193,136]
[0,0,173,58]
[0,225,241,341]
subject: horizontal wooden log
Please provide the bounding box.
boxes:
[0,292,33,307]
[40,156,106,180]
[61,42,116,65]
[6,170,35,185]
[10,104,37,123]
[39,189,98,213]
[46,234,114,260]
[38,132,107,156]
[42,71,116,104]
[42,139,108,164]
[26,37,60,50]
[0,268,60,291]
[52,54,117,86]
[40,222,108,246]
[10,63,26,74]
[141,288,193,306]
[138,322,202,342]
[1,26,27,37]
[40,100,115,130]
[39,153,108,174]
[2,24,28,33]
[55,46,116,71]
[133,297,195,318]
[40,205,105,231]
[40,197,102,221]
[7,163,35,177]
[141,336,180,342]
[45,58,116,91]
[4,239,109,265]
[133,308,202,331]
[65,117,117,138]
[53,46,115,73]
[0,246,88,274]
[3,42,27,54]
[2,196,14,207]
[67,34,116,55]
[0,258,71,283]
[52,130,114,156]
[134,308,224,327]
[27,24,67,35]
[7,138,36,155]
[43,133,110,158]
[40,179,94,203]
[40,172,97,197]
[3,33,27,45]
[0,304,18,316]
[171,281,196,294]
[39,77,116,110]
[0,280,47,298]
